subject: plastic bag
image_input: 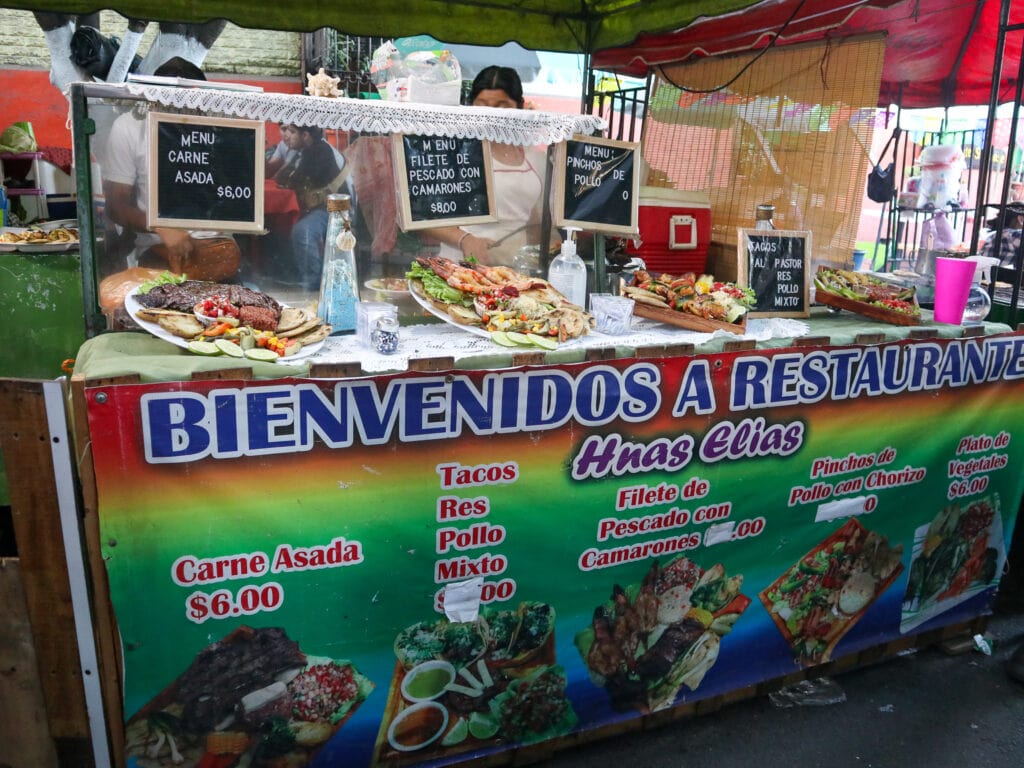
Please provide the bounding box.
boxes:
[0,121,37,153]
[917,145,967,209]
[768,677,847,708]
[70,26,120,78]
[369,36,461,104]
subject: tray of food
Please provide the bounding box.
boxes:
[574,555,750,713]
[125,274,330,362]
[903,495,1001,612]
[125,626,373,767]
[406,256,594,349]
[813,267,922,325]
[621,269,755,334]
[759,518,904,666]
[374,602,577,765]
[0,223,79,252]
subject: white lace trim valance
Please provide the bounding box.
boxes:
[91,83,607,146]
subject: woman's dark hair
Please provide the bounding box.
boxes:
[468,66,524,108]
[154,56,206,81]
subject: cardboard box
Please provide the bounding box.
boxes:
[626,186,711,274]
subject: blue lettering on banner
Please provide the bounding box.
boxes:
[140,337,1024,465]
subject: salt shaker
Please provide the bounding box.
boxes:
[372,315,400,354]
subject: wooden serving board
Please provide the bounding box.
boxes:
[758,519,904,666]
[630,301,749,334]
[815,288,922,327]
[372,661,496,767]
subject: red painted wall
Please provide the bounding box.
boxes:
[0,69,71,149]
[0,68,303,150]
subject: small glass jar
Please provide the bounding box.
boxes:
[372,315,400,354]
[755,204,776,230]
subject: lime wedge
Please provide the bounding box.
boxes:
[187,340,221,356]
[526,333,558,350]
[441,717,469,746]
[491,331,517,347]
[505,331,534,346]
[244,348,280,363]
[467,711,499,740]
[214,338,245,357]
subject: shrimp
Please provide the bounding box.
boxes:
[473,264,547,292]
[419,256,500,295]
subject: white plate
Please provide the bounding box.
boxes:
[0,225,79,251]
[125,286,325,360]
[365,277,411,297]
[407,278,489,338]
[14,241,79,253]
[40,219,79,231]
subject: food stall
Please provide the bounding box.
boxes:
[31,78,1024,768]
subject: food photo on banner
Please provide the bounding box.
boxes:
[83,336,1024,767]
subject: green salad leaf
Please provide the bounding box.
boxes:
[406,262,474,307]
[137,271,186,295]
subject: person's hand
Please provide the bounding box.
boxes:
[154,228,194,273]
[458,232,496,263]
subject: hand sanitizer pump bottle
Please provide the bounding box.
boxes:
[548,227,587,307]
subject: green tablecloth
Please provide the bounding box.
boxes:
[71,307,1013,384]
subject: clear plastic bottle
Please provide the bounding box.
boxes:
[963,282,992,324]
[548,227,587,307]
[962,259,992,325]
[317,193,359,332]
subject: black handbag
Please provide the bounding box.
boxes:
[867,161,896,203]
[866,128,900,204]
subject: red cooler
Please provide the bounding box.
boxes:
[626,186,711,274]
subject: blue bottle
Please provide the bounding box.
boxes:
[317,194,360,332]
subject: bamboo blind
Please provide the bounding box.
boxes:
[643,35,885,268]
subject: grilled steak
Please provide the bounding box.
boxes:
[174,626,306,731]
[136,280,282,317]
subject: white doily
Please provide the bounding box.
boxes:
[306,316,811,374]
[108,83,606,147]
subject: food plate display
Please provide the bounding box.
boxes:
[125,280,327,361]
[902,495,1002,615]
[575,555,750,713]
[365,277,411,297]
[760,518,904,665]
[622,269,754,334]
[0,224,79,252]
[374,602,577,765]
[813,267,921,326]
[406,256,594,344]
[125,626,373,767]
[407,279,488,338]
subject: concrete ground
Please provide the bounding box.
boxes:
[542,610,1024,768]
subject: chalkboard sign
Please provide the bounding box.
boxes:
[392,134,496,230]
[737,228,812,318]
[553,135,639,236]
[147,113,265,232]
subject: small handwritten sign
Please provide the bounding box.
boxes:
[553,135,639,236]
[393,134,496,230]
[147,112,264,232]
[737,228,811,318]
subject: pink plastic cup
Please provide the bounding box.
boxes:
[932,256,977,324]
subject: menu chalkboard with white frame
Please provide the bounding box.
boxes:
[392,134,497,230]
[553,135,639,236]
[737,228,812,318]
[147,112,265,232]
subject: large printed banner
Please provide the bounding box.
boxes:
[87,335,1024,767]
